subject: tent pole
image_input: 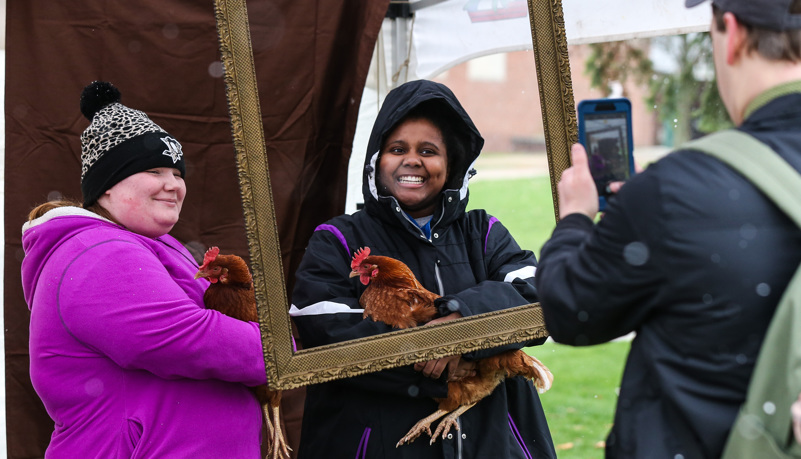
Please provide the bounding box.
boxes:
[390,17,408,87]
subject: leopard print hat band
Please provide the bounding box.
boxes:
[79,81,186,207]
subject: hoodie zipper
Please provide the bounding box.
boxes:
[400,212,428,241]
[429,199,447,239]
[456,417,463,459]
[390,196,430,242]
[393,196,451,243]
[398,199,458,457]
[434,263,445,296]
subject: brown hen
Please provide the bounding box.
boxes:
[195,247,290,459]
[349,247,439,328]
[349,247,554,447]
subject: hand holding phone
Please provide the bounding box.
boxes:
[577,98,636,211]
[557,143,601,219]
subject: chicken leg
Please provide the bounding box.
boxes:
[397,350,553,447]
[256,387,291,459]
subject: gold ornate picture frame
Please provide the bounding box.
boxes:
[214,0,576,390]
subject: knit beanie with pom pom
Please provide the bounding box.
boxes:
[79,81,186,207]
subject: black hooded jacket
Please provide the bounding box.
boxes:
[290,80,556,459]
[536,86,801,458]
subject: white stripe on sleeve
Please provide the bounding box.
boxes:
[289,302,364,317]
[503,266,536,283]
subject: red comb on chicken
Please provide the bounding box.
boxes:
[194,247,290,459]
[351,247,378,286]
[199,246,220,270]
[348,247,554,448]
[349,246,438,329]
[351,246,370,270]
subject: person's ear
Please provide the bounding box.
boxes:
[723,12,748,65]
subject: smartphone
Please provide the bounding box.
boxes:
[577,98,635,211]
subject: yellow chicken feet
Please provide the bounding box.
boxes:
[396,409,449,447]
[262,401,291,459]
[430,403,475,444]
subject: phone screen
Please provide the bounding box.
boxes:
[583,111,632,196]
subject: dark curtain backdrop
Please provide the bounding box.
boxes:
[4,0,389,457]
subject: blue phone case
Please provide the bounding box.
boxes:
[577,98,636,211]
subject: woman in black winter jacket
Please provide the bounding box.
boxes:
[290,79,556,459]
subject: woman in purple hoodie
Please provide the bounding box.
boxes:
[20,81,267,458]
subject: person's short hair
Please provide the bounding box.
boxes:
[713,1,801,61]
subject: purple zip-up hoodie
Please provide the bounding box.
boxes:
[21,207,267,458]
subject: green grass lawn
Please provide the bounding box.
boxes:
[526,341,630,458]
[466,175,556,258]
[468,173,631,458]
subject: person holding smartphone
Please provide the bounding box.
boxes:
[535,1,801,458]
[577,98,636,211]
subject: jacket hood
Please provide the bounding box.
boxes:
[21,207,115,309]
[362,80,484,224]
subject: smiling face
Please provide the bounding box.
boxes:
[97,167,186,238]
[377,117,448,218]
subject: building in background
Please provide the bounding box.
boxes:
[434,47,659,154]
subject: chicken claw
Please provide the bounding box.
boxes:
[396,409,448,447]
[263,401,291,459]
[430,403,474,444]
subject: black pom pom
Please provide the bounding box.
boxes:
[80,81,121,120]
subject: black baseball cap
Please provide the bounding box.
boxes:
[687,0,801,31]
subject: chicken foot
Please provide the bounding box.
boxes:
[429,402,476,444]
[396,409,449,447]
[396,402,478,447]
[262,401,291,459]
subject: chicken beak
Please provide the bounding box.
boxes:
[349,270,359,278]
[194,270,206,280]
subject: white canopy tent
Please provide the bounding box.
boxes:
[345,0,711,213]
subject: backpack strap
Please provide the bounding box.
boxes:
[684,130,801,228]
[684,129,801,458]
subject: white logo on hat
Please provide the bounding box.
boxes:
[161,136,184,163]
